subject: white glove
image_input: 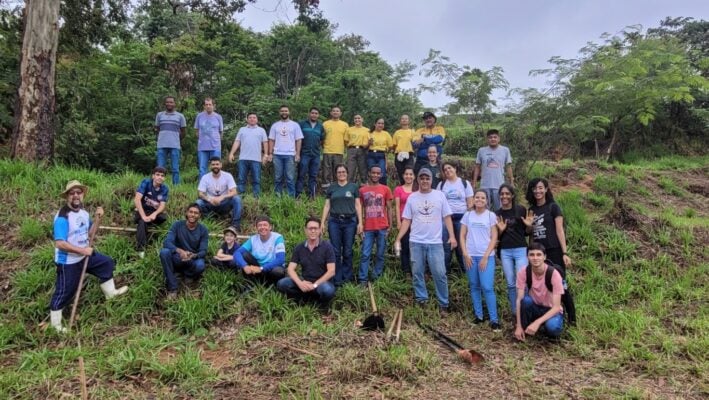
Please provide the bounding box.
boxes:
[397,152,409,162]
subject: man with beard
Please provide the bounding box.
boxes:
[155,96,186,185]
[394,168,456,315]
[160,204,209,299]
[49,180,128,333]
[196,157,242,231]
[268,105,303,197]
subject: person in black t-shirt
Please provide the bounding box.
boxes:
[524,178,576,325]
[210,226,241,269]
[495,183,531,315]
[277,217,337,313]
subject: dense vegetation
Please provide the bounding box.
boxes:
[1,5,707,171]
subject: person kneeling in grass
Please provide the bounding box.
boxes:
[234,216,287,285]
[515,243,564,341]
[49,180,128,333]
[277,217,336,313]
[160,204,209,300]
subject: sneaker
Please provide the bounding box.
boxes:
[415,300,427,308]
[358,281,368,289]
[473,317,485,325]
[138,251,145,259]
[166,291,178,301]
[490,322,501,332]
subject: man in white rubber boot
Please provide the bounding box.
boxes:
[49,180,128,333]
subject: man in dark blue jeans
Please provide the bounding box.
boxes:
[514,243,565,341]
[297,107,325,199]
[196,157,242,231]
[277,217,336,313]
[160,204,209,300]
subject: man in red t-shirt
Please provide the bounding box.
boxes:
[358,165,393,285]
[515,243,565,341]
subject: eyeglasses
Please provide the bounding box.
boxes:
[68,190,83,195]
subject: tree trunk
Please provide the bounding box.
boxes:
[11,0,60,162]
[605,123,618,162]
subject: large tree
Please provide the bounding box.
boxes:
[11,0,60,161]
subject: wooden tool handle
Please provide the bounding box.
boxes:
[368,282,378,313]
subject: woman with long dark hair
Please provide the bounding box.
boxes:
[524,178,576,325]
[394,166,416,274]
[495,183,529,315]
[437,160,474,274]
[366,117,393,185]
[321,164,363,287]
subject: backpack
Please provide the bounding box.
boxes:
[525,261,564,292]
[437,178,468,191]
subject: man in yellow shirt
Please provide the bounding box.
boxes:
[344,114,370,183]
[392,114,415,185]
[366,118,393,185]
[414,111,446,173]
[321,106,349,189]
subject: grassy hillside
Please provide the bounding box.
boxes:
[0,156,707,399]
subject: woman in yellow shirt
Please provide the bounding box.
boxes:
[392,114,415,185]
[344,114,370,184]
[366,118,393,185]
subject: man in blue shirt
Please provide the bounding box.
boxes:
[49,180,128,333]
[234,216,287,285]
[160,204,209,299]
[297,107,325,199]
[134,166,169,258]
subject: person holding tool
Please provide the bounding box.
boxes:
[49,180,128,333]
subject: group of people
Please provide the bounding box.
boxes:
[48,99,576,342]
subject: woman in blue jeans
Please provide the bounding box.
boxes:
[495,183,531,315]
[460,190,500,331]
[437,161,474,274]
[320,165,363,287]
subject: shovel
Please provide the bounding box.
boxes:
[419,323,484,365]
[361,282,385,331]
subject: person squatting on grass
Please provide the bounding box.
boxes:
[460,190,501,331]
[228,112,268,197]
[395,168,457,315]
[515,243,565,341]
[160,204,209,300]
[50,180,128,332]
[134,166,169,259]
[437,161,474,275]
[358,165,394,285]
[196,157,243,232]
[495,183,531,315]
[234,216,287,285]
[525,178,577,325]
[393,166,416,275]
[277,217,337,313]
[472,129,514,211]
[209,226,241,269]
[321,164,363,287]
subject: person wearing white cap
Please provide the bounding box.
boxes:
[48,180,128,333]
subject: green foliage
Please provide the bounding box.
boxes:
[593,174,628,195]
[17,218,50,247]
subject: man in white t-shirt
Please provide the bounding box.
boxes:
[196,157,242,231]
[228,112,268,197]
[394,168,457,314]
[267,105,303,197]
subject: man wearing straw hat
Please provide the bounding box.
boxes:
[49,180,128,333]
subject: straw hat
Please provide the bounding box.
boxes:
[61,180,88,197]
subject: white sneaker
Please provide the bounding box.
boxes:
[100,279,129,299]
[138,251,145,259]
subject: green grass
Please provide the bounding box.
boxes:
[0,157,707,399]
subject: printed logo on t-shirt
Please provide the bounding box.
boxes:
[484,154,501,169]
[363,192,386,219]
[532,214,547,240]
[415,200,437,223]
[279,126,288,137]
[345,191,353,197]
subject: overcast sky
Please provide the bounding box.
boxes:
[239,0,708,110]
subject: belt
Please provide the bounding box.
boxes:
[349,146,365,149]
[369,150,385,153]
[331,214,355,219]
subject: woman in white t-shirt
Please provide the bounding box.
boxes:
[437,161,474,274]
[460,190,500,331]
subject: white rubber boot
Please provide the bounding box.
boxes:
[50,309,67,333]
[100,279,129,299]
